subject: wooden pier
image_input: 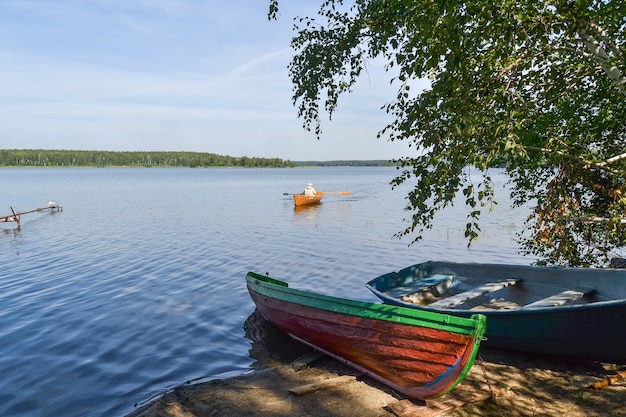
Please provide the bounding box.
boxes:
[1,202,63,226]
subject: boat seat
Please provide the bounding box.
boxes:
[399,275,455,304]
[523,288,596,309]
[426,278,522,309]
[470,299,521,311]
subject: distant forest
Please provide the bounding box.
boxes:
[0,149,395,168]
[0,149,293,168]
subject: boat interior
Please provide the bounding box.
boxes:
[368,261,625,311]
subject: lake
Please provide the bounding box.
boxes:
[0,167,532,417]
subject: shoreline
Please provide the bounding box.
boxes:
[125,348,625,417]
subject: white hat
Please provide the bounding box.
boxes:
[307,183,313,186]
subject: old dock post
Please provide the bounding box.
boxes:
[1,202,63,226]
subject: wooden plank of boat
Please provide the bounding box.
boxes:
[523,288,596,309]
[293,193,323,206]
[398,274,456,304]
[365,261,626,363]
[426,279,522,309]
[246,271,487,400]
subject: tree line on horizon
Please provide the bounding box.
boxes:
[0,149,294,168]
[0,149,393,168]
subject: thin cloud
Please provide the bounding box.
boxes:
[0,1,412,160]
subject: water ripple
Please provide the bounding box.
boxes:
[0,167,532,417]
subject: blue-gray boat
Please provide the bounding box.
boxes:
[366,261,626,363]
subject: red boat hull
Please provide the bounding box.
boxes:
[246,272,486,400]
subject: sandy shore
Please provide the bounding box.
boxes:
[124,309,626,416]
[125,345,625,417]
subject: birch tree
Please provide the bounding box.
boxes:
[270,0,626,266]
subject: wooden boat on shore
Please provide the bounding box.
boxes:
[366,261,626,363]
[293,193,323,206]
[246,271,486,399]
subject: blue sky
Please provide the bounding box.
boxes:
[0,1,419,161]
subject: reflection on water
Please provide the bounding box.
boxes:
[293,203,322,214]
[243,309,311,369]
[292,201,354,231]
[292,201,323,227]
[2,225,21,236]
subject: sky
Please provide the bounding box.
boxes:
[0,0,421,161]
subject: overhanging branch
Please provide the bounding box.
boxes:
[593,152,626,168]
[565,216,626,225]
[484,145,623,174]
[576,24,626,97]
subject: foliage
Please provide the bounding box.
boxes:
[0,149,295,168]
[269,0,626,266]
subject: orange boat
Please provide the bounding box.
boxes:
[293,192,323,206]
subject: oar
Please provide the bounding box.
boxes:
[283,191,352,195]
[283,191,351,195]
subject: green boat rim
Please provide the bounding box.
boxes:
[246,271,487,338]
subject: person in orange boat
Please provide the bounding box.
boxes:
[303,183,316,196]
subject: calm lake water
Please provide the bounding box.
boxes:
[0,167,532,417]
